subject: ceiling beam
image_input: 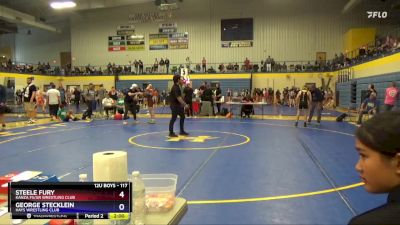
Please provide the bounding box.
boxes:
[0,5,60,33]
[342,0,363,13]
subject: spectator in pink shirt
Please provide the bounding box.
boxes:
[384,82,399,111]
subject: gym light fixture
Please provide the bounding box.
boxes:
[50,1,77,10]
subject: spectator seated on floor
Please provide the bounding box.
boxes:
[324,97,336,110]
[241,95,255,118]
[57,104,68,122]
[357,93,379,125]
[67,110,79,121]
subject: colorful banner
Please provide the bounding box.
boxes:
[108,36,126,52]
[221,40,253,48]
[149,34,169,50]
[126,35,145,51]
[168,33,188,49]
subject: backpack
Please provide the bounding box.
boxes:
[221,108,229,116]
[336,113,347,122]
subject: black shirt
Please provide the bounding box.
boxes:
[170,84,182,107]
[311,88,324,102]
[215,88,222,100]
[23,84,37,102]
[73,90,81,100]
[183,86,193,103]
[349,186,400,225]
[125,89,138,105]
[202,88,213,102]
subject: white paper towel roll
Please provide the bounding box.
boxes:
[93,151,128,182]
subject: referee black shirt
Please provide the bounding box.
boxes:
[349,186,400,224]
[170,83,182,107]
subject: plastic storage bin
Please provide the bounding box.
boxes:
[141,174,178,213]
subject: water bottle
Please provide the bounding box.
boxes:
[77,174,94,225]
[131,171,146,225]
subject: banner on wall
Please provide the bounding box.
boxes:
[221,40,253,48]
[159,23,178,33]
[108,36,126,51]
[149,34,169,50]
[126,35,145,51]
[168,33,188,49]
[117,25,135,36]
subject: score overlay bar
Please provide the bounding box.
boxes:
[8,182,131,220]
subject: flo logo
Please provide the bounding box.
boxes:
[367,11,388,18]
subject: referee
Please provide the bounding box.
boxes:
[169,74,189,137]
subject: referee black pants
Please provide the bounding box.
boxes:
[169,106,185,134]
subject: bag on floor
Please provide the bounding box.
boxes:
[114,113,123,120]
[221,108,228,116]
[336,113,347,122]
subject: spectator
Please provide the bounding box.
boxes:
[215,83,222,114]
[82,83,96,120]
[348,111,400,225]
[46,84,60,121]
[139,60,144,74]
[23,77,37,124]
[241,95,254,118]
[153,58,159,73]
[357,92,379,125]
[165,58,170,74]
[145,84,156,124]
[244,58,251,71]
[102,94,116,119]
[73,87,81,112]
[202,57,207,73]
[183,83,194,117]
[159,58,165,73]
[0,83,6,129]
[57,104,68,122]
[384,82,399,111]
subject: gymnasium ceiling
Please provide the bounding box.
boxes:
[0,0,399,34]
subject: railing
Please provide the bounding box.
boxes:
[1,42,400,76]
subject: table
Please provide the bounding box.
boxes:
[0,198,187,225]
[225,102,269,119]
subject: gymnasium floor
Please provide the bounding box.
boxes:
[0,112,386,224]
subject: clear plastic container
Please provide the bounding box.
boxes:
[141,174,178,213]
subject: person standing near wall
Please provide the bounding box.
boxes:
[215,83,222,114]
[202,57,207,73]
[23,77,37,124]
[169,74,189,137]
[165,58,170,74]
[384,82,399,111]
[0,83,6,129]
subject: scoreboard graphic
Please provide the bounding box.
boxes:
[8,182,131,220]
